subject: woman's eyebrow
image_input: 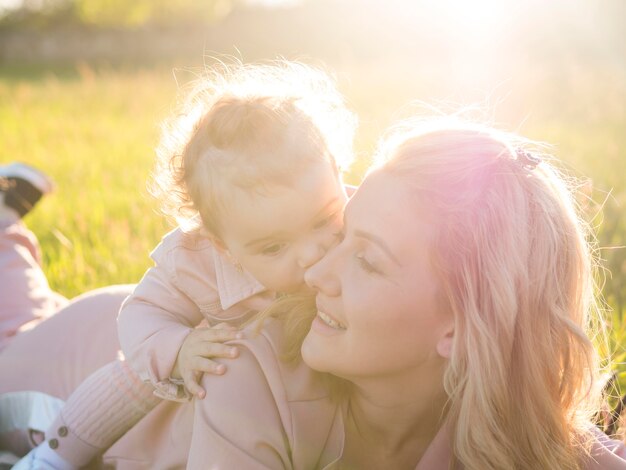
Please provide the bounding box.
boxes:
[354,229,401,266]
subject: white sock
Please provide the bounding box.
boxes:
[23,443,75,470]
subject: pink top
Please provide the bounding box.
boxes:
[117,226,271,401]
[187,318,626,470]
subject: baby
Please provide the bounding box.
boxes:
[16,61,356,469]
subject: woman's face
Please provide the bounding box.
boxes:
[302,171,453,380]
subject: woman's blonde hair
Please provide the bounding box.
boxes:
[151,60,356,236]
[371,118,605,470]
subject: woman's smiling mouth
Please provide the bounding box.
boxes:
[317,310,347,330]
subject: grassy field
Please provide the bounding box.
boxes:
[1,64,173,295]
[1,60,625,398]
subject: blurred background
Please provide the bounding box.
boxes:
[0,0,624,381]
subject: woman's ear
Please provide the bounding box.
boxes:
[436,325,454,359]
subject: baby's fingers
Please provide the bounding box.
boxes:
[191,356,227,377]
[182,370,206,399]
[195,327,243,343]
[196,342,239,360]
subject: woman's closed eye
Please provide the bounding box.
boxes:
[355,252,380,274]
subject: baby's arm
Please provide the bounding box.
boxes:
[118,229,250,400]
[17,233,241,468]
[116,254,203,396]
[19,327,241,469]
[23,359,160,469]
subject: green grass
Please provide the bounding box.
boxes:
[1,61,625,397]
[1,64,172,295]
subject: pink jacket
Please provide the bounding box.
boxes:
[117,227,271,400]
[187,319,626,470]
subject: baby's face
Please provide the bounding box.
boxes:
[218,159,347,293]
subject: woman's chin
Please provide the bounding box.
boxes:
[301,331,336,373]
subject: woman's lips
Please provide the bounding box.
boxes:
[316,310,346,330]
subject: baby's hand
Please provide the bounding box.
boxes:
[174,323,242,399]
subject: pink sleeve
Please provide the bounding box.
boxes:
[117,239,204,393]
[187,341,291,469]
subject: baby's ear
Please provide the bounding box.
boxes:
[436,326,454,359]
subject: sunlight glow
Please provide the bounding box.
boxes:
[439,0,506,35]
[427,0,512,46]
[0,0,22,14]
[408,0,516,91]
[245,0,302,7]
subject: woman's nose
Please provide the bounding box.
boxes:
[304,247,340,296]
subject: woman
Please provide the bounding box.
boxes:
[187,119,626,469]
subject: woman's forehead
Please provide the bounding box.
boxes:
[346,172,434,255]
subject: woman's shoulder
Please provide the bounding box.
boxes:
[231,319,332,403]
[198,318,333,413]
[191,319,340,468]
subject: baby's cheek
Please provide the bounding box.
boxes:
[267,260,301,291]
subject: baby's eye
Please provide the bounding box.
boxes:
[261,243,286,256]
[313,211,339,230]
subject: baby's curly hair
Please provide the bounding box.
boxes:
[150,61,357,237]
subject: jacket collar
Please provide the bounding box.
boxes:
[213,249,266,310]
